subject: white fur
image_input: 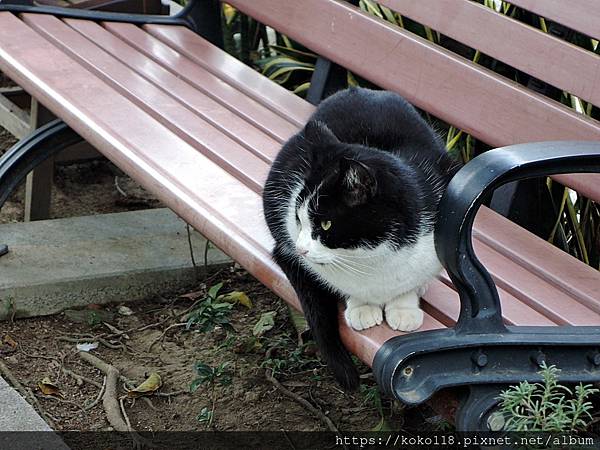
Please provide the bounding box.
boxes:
[287,190,440,332]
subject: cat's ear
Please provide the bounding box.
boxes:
[340,159,377,206]
[302,120,339,146]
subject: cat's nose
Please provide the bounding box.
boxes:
[296,246,309,256]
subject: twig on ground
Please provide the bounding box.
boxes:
[147,323,187,352]
[155,390,186,398]
[84,376,106,411]
[62,368,102,389]
[114,176,128,197]
[77,351,130,432]
[58,336,126,351]
[105,318,171,340]
[265,367,339,433]
[119,397,133,432]
[35,393,86,412]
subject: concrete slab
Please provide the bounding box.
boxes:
[0,208,231,319]
[0,376,70,447]
[0,376,51,431]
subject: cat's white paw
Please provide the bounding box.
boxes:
[415,284,428,298]
[345,303,383,331]
[385,307,424,332]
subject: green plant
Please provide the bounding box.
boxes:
[261,336,323,377]
[360,384,393,431]
[191,361,233,427]
[197,407,213,424]
[186,282,235,333]
[191,361,233,391]
[498,363,598,432]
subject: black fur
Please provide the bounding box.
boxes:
[262,87,459,389]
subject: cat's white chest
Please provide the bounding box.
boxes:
[309,233,441,301]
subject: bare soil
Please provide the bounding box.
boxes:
[1,268,420,432]
[0,123,438,433]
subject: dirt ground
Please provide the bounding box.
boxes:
[0,122,439,433]
[0,127,161,224]
[1,268,428,432]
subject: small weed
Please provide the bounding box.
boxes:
[190,361,233,391]
[498,363,599,432]
[186,282,235,333]
[360,384,393,431]
[197,407,213,424]
[261,337,323,377]
[191,361,233,428]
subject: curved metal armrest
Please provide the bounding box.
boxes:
[434,141,600,334]
[0,0,222,43]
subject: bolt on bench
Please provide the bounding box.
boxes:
[0,0,599,431]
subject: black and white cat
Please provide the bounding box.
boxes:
[263,87,459,389]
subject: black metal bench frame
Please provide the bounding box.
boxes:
[0,0,599,432]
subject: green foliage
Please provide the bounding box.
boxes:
[197,406,213,424]
[261,337,323,377]
[498,364,598,432]
[191,361,233,428]
[186,282,235,333]
[190,361,233,392]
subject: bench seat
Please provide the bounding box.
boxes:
[0,12,599,367]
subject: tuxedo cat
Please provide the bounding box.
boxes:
[263,87,459,389]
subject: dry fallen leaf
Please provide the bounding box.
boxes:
[38,377,64,399]
[4,335,17,348]
[127,372,162,398]
[0,335,18,355]
[253,311,277,337]
[219,291,253,309]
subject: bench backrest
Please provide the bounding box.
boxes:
[228,0,600,201]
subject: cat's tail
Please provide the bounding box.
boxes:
[273,247,360,391]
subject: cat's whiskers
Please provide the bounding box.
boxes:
[329,259,358,278]
[331,254,373,270]
[332,257,372,277]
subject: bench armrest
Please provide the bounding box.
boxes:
[0,0,223,45]
[435,141,600,334]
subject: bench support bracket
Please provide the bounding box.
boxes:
[0,119,83,257]
[375,141,600,431]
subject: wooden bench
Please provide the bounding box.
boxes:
[0,0,166,221]
[0,0,599,431]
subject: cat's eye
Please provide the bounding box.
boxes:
[321,220,332,231]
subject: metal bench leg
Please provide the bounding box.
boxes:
[0,119,83,257]
[455,385,507,432]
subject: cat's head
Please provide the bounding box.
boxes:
[292,120,425,265]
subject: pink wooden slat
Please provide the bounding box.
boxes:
[144,24,314,128]
[341,310,444,366]
[22,13,269,193]
[227,0,600,202]
[0,12,444,368]
[474,207,600,313]
[111,23,313,128]
[471,239,600,325]
[424,277,555,327]
[66,19,284,160]
[379,0,600,107]
[101,22,299,144]
[509,0,600,41]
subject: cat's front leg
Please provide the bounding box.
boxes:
[385,290,424,332]
[344,297,383,331]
